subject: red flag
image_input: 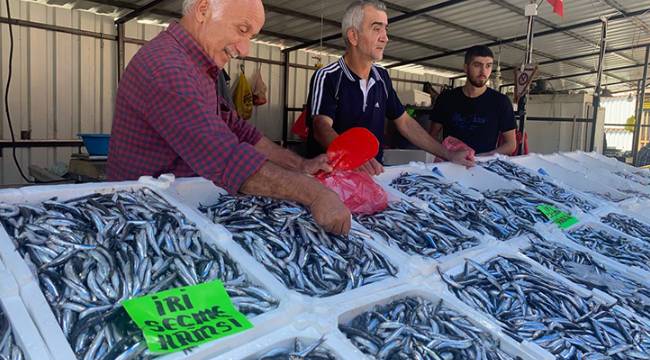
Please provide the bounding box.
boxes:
[546,0,564,16]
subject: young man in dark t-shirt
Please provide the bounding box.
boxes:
[430,46,517,156]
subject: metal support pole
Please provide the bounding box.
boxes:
[633,46,649,165]
[282,52,290,147]
[590,18,608,152]
[117,23,126,81]
[517,3,535,155]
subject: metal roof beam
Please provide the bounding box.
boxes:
[487,0,638,65]
[264,4,450,53]
[600,0,650,35]
[280,0,467,53]
[386,6,650,68]
[503,63,643,86]
[115,0,169,24]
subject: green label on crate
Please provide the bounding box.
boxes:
[537,205,579,229]
[123,280,253,354]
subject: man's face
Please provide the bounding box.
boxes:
[352,6,389,61]
[195,0,264,68]
[464,56,493,88]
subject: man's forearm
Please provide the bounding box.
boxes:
[240,161,326,206]
[313,117,339,149]
[254,137,304,171]
[493,141,516,156]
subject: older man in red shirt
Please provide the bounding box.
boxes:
[107,0,351,234]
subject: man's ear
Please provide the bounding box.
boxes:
[195,0,210,23]
[347,28,359,47]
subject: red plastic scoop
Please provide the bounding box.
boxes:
[327,127,379,171]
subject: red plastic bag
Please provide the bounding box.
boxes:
[291,107,309,140]
[317,170,387,215]
[434,136,476,162]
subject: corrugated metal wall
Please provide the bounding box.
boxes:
[1,0,448,185]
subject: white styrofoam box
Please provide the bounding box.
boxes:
[442,245,601,305]
[542,153,650,197]
[0,270,52,360]
[397,88,431,107]
[586,152,650,179]
[0,179,299,360]
[331,282,550,360]
[551,221,650,280]
[507,235,650,307]
[478,155,605,214]
[215,322,362,360]
[595,208,650,245]
[382,149,434,166]
[564,152,650,186]
[167,177,415,309]
[510,154,631,203]
[426,160,525,192]
[620,199,650,226]
[376,164,560,243]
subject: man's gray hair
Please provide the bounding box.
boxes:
[182,0,225,17]
[341,1,386,47]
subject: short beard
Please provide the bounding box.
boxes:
[468,77,487,88]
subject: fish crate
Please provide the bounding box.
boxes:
[332,282,547,360]
[478,156,604,214]
[541,153,650,198]
[215,321,360,360]
[168,177,412,308]
[565,151,650,186]
[354,171,495,275]
[510,154,632,204]
[438,246,650,359]
[377,165,559,243]
[508,234,650,322]
[596,209,650,245]
[620,199,650,227]
[0,177,298,360]
[0,263,52,360]
[555,221,650,280]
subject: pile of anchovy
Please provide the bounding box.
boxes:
[390,173,534,240]
[0,308,25,360]
[255,337,335,359]
[566,225,650,273]
[523,240,650,320]
[339,296,517,360]
[601,213,650,243]
[0,189,278,360]
[355,200,481,259]
[201,195,397,298]
[482,189,557,225]
[614,171,650,186]
[442,256,650,359]
[481,159,598,212]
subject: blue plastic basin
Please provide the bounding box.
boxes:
[78,133,110,156]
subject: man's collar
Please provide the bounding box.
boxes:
[167,21,220,78]
[339,57,380,82]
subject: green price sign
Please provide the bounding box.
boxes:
[537,204,579,229]
[122,280,253,354]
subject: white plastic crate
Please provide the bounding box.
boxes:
[0,264,52,360]
[510,154,631,203]
[331,281,549,360]
[508,234,650,311]
[215,321,361,360]
[168,177,416,309]
[542,153,650,197]
[565,151,650,186]
[0,178,298,360]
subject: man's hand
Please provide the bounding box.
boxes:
[300,155,332,175]
[448,149,476,167]
[357,158,384,176]
[309,189,351,235]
